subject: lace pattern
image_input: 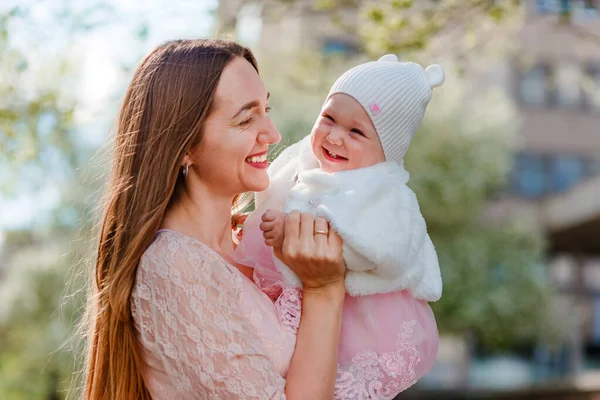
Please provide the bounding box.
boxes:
[271,283,424,399]
[274,286,302,334]
[131,229,293,399]
[334,321,420,400]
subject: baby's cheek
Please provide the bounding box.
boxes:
[312,121,330,140]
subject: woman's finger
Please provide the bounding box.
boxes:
[328,227,343,247]
[299,212,315,245]
[284,210,301,242]
[313,217,329,249]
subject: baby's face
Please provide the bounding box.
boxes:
[311,93,385,173]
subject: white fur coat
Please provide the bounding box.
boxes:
[254,135,442,301]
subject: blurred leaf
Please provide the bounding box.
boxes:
[137,22,150,41]
[14,59,28,71]
[366,6,385,23]
[489,6,505,21]
[392,0,413,9]
[315,0,337,10]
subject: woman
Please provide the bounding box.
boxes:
[84,39,346,399]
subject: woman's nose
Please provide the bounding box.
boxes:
[258,117,281,145]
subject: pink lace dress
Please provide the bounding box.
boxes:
[131,229,296,399]
[235,212,439,400]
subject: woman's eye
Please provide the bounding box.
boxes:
[240,117,253,126]
[266,106,272,113]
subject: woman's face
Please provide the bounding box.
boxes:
[189,57,280,196]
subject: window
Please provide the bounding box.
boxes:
[554,64,583,109]
[511,152,599,198]
[512,153,546,198]
[589,157,600,175]
[518,65,551,107]
[593,296,600,344]
[517,62,600,113]
[580,0,599,18]
[550,155,585,192]
[322,38,358,56]
[535,0,599,18]
[536,0,570,14]
[584,65,600,114]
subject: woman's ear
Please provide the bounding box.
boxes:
[181,153,192,168]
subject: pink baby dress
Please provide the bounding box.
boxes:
[234,212,439,399]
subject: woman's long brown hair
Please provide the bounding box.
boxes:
[84,39,258,399]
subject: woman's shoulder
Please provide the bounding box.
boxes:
[143,229,215,262]
[139,229,240,287]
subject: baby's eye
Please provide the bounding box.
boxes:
[350,128,364,136]
[266,106,272,113]
[323,114,335,122]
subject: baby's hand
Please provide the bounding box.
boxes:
[260,209,286,249]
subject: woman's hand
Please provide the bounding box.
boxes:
[279,211,346,399]
[267,210,346,291]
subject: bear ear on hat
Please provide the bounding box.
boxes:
[425,64,445,88]
[378,54,399,62]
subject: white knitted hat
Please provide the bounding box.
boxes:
[326,54,445,163]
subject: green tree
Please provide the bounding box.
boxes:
[0,6,78,197]
[0,3,120,398]
[0,232,86,399]
[404,74,559,350]
[252,0,600,52]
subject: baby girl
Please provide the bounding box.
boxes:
[235,54,444,398]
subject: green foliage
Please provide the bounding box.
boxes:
[0,8,78,196]
[404,84,515,229]
[0,236,86,399]
[0,155,105,399]
[267,0,523,58]
[404,75,558,349]
[0,2,116,398]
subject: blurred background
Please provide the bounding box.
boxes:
[1,0,599,398]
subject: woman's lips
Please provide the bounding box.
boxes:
[246,151,268,169]
[246,160,268,169]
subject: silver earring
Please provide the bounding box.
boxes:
[183,163,189,178]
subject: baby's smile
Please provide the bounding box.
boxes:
[322,146,348,162]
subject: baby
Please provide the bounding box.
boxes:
[234,54,444,398]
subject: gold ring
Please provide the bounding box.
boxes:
[314,230,328,235]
